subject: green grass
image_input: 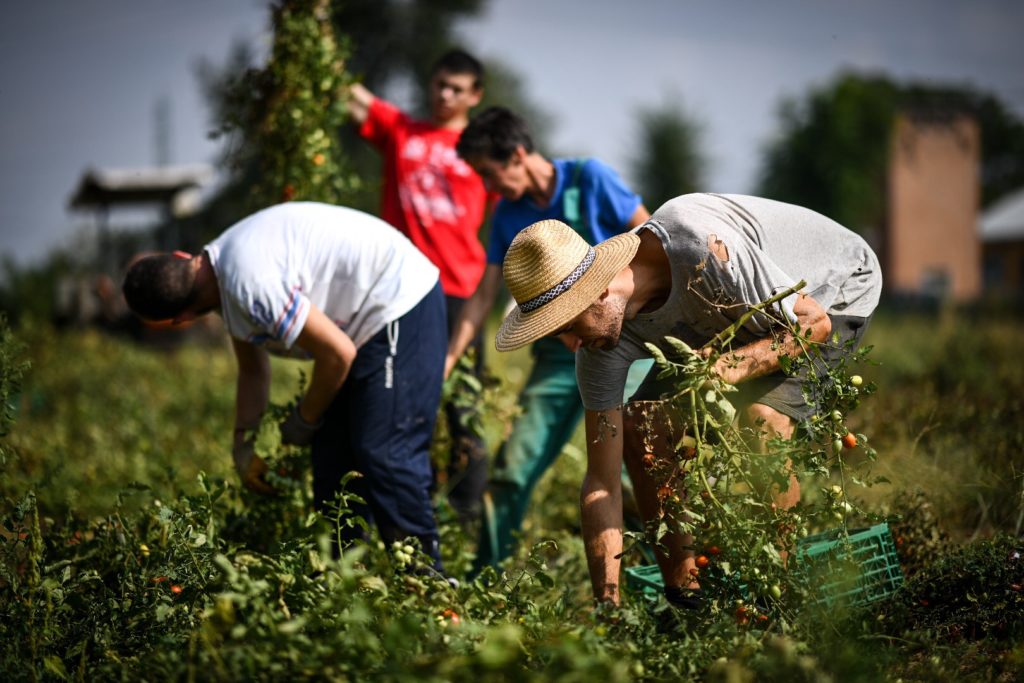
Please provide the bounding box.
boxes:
[2,309,1023,681]
[852,308,1024,537]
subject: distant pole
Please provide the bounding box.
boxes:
[97,203,111,273]
[154,96,178,248]
[154,96,172,167]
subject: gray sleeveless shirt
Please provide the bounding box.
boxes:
[576,193,882,411]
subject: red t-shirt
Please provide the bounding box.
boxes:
[359,98,489,299]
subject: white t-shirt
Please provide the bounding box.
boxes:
[577,193,883,411]
[205,202,439,356]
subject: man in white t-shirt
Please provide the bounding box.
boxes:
[122,202,449,566]
[492,193,882,607]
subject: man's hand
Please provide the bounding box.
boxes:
[444,352,458,380]
[280,403,322,446]
[347,82,374,126]
[232,439,276,495]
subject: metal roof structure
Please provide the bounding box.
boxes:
[980,187,1024,243]
[68,164,215,217]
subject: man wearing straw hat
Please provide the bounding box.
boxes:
[494,193,882,605]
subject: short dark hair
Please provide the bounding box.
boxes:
[122,254,196,321]
[457,106,535,164]
[431,49,484,89]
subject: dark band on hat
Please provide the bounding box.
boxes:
[519,247,596,314]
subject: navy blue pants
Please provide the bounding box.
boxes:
[311,282,447,563]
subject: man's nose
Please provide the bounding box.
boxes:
[557,332,582,353]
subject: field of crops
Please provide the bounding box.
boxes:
[2,308,1023,681]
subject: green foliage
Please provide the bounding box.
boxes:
[628,285,889,636]
[758,72,896,232]
[3,310,1024,679]
[0,316,28,466]
[861,309,1024,537]
[629,96,705,210]
[216,0,358,209]
[4,324,240,517]
[757,71,1024,231]
[888,534,1024,643]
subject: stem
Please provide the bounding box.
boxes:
[706,280,807,351]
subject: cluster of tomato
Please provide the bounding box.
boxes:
[149,574,183,595]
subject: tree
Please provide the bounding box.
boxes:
[215,0,356,210]
[757,73,896,234]
[629,97,706,210]
[756,71,1024,233]
[198,0,551,219]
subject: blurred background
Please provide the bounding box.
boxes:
[2,0,1023,320]
[2,5,1023,677]
[1,0,1022,539]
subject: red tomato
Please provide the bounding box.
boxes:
[695,555,710,569]
[170,585,183,594]
[842,432,858,449]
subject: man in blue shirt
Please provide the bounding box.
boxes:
[446,106,650,570]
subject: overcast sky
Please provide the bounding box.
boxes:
[2,0,1022,269]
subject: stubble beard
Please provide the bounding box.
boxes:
[591,295,627,350]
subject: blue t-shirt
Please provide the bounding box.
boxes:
[486,157,642,264]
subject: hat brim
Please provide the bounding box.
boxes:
[495,232,641,352]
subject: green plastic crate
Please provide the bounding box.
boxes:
[623,563,665,603]
[795,522,904,606]
[624,522,904,608]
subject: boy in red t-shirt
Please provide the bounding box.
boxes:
[349,49,490,525]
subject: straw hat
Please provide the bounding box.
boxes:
[495,219,640,351]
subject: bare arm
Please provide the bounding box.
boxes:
[230,338,274,494]
[347,82,376,127]
[445,264,502,377]
[581,407,626,604]
[293,304,358,422]
[626,204,651,229]
[711,293,832,385]
[231,338,271,435]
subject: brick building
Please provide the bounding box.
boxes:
[884,114,981,302]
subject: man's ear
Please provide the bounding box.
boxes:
[597,287,612,302]
[512,144,529,165]
[467,85,483,108]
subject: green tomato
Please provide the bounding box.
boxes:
[769,584,782,600]
[833,438,844,453]
[831,410,843,422]
[850,374,863,387]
